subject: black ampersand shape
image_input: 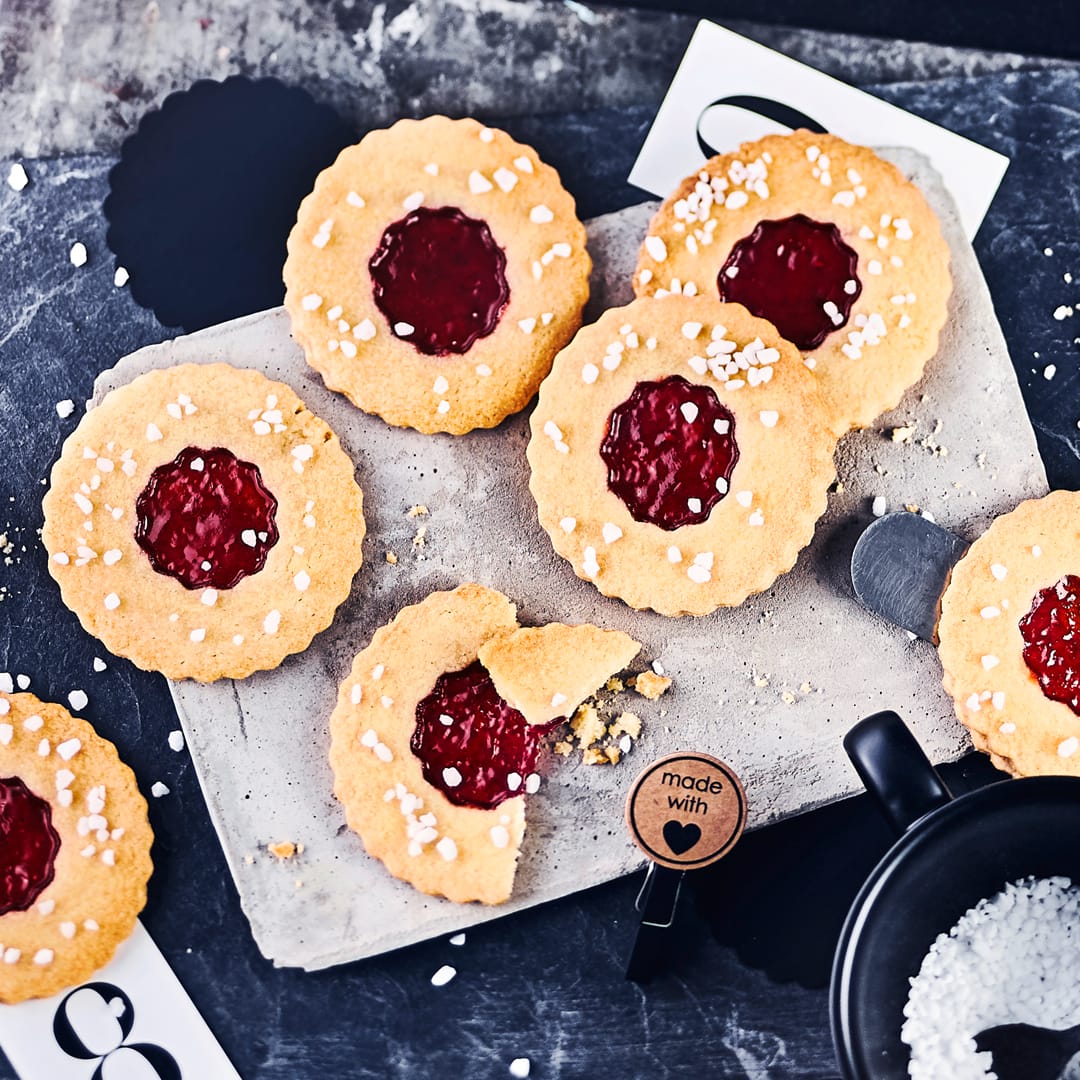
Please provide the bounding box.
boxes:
[696,95,827,160]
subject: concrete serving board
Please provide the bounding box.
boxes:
[94,150,1047,971]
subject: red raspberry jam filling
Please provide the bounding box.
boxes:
[600,374,739,531]
[411,661,561,810]
[0,777,61,915]
[369,206,510,356]
[1020,575,1080,715]
[135,445,279,590]
[717,214,861,351]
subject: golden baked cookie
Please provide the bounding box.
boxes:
[634,131,952,435]
[0,692,153,1004]
[42,363,365,682]
[939,490,1080,778]
[328,584,640,904]
[527,296,836,616]
[283,116,590,435]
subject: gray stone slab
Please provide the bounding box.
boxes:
[91,149,1045,971]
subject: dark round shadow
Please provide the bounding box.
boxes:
[105,77,357,332]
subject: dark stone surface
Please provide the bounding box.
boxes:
[1,67,1079,1078]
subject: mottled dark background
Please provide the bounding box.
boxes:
[2,2,1080,1077]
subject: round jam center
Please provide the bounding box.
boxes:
[411,661,560,810]
[1020,575,1080,715]
[368,206,510,356]
[0,777,60,915]
[717,214,861,351]
[135,445,279,590]
[600,374,739,531]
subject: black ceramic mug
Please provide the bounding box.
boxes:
[830,710,1080,1079]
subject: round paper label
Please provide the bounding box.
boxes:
[625,752,747,870]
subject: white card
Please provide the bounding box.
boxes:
[629,20,1009,239]
[0,921,240,1079]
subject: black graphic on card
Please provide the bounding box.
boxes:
[696,95,826,159]
[53,981,181,1079]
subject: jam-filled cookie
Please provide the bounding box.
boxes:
[634,131,951,435]
[328,584,639,904]
[283,116,591,435]
[938,491,1080,778]
[528,296,836,616]
[42,363,365,682]
[0,692,153,1003]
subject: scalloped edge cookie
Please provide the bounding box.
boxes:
[528,296,837,616]
[0,692,153,1004]
[939,491,1080,777]
[328,584,641,904]
[284,116,591,435]
[634,130,952,436]
[42,363,365,682]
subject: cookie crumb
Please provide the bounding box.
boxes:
[609,711,642,740]
[752,671,770,688]
[569,702,605,748]
[385,551,398,565]
[267,841,297,860]
[781,690,796,705]
[406,505,429,517]
[604,676,624,692]
[890,424,914,443]
[554,740,573,757]
[632,670,671,700]
[244,854,254,865]
[800,682,813,695]
[905,503,920,514]
[582,746,609,766]
[413,526,427,549]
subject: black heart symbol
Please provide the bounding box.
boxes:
[663,819,702,856]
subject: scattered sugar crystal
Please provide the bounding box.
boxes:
[168,730,184,752]
[431,965,456,987]
[151,781,170,798]
[55,399,75,419]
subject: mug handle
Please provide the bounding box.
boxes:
[843,711,953,834]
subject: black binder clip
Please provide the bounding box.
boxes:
[623,752,747,983]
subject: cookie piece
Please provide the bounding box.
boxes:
[634,131,952,435]
[283,116,590,435]
[42,363,365,682]
[329,584,643,904]
[478,624,640,726]
[528,296,836,616]
[938,491,1080,778]
[0,692,153,1004]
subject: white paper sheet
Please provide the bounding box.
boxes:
[629,20,1008,240]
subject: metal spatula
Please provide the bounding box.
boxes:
[850,512,969,642]
[975,1020,1080,1080]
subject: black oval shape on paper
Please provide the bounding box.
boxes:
[105,77,358,332]
[696,95,827,159]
